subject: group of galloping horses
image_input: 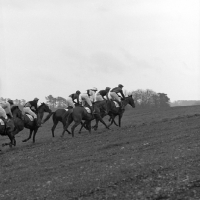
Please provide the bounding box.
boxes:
[0,95,135,150]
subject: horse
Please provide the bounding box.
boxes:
[0,117,16,149]
[80,95,135,132]
[11,103,51,143]
[42,108,72,137]
[61,103,110,137]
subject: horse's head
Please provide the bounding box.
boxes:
[38,103,52,113]
[126,95,135,108]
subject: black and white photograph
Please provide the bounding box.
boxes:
[0,0,200,199]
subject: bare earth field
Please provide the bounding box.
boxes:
[1,105,200,200]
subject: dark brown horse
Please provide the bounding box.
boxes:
[61,103,110,137]
[11,103,51,143]
[0,117,16,149]
[42,108,72,137]
[82,95,135,132]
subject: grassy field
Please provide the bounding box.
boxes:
[1,105,200,199]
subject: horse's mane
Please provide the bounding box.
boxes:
[38,103,46,109]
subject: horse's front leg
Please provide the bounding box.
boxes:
[79,121,86,134]
[22,129,33,142]
[92,118,99,131]
[2,132,15,147]
[71,121,81,137]
[108,114,117,128]
[118,114,123,127]
[61,122,71,137]
[96,115,109,130]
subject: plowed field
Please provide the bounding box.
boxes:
[1,106,200,200]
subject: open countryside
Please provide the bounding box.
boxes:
[1,105,200,199]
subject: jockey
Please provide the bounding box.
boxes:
[7,99,15,114]
[0,99,13,117]
[110,84,125,110]
[79,88,97,115]
[0,99,13,123]
[96,87,111,101]
[87,87,98,103]
[23,97,39,125]
[67,90,81,108]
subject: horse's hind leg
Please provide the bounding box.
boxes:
[92,119,99,131]
[52,120,58,137]
[97,116,109,129]
[22,129,33,142]
[61,121,72,137]
[86,121,91,134]
[61,116,73,137]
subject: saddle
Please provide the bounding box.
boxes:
[0,118,5,126]
[112,100,120,107]
[0,117,10,136]
[84,107,91,113]
[24,109,36,121]
[24,114,34,121]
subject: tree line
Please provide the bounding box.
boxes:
[170,100,200,107]
[0,89,171,109]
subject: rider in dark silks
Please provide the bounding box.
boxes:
[23,97,40,126]
[96,87,111,101]
[66,90,81,108]
[110,84,125,110]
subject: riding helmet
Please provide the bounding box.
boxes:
[7,99,14,105]
[118,84,124,88]
[91,87,98,91]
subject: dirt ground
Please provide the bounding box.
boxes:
[1,105,200,200]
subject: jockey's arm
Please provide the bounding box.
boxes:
[119,91,125,99]
[105,93,109,100]
[31,101,38,112]
[77,95,80,105]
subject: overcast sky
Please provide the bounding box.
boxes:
[0,0,199,103]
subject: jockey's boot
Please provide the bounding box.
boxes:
[3,118,9,124]
[116,100,122,110]
[88,105,94,118]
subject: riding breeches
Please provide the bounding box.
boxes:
[66,97,75,108]
[23,107,37,118]
[0,106,8,119]
[95,94,104,101]
[80,93,92,106]
[0,102,13,117]
[110,92,121,102]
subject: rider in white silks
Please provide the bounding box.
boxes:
[23,98,39,125]
[79,87,98,115]
[0,99,13,122]
[66,90,81,108]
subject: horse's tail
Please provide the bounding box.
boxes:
[42,112,55,124]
